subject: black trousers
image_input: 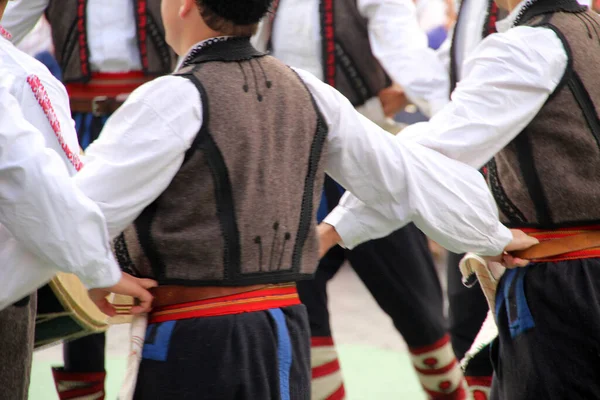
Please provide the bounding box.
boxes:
[490,259,600,400]
[134,305,310,399]
[447,252,492,376]
[298,223,446,349]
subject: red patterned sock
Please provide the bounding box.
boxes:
[466,376,493,400]
[52,367,106,400]
[310,337,346,400]
[409,335,467,400]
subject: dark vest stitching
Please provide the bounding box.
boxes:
[147,11,173,73]
[289,68,329,274]
[513,131,553,224]
[334,40,375,106]
[113,234,136,275]
[487,159,527,223]
[527,23,572,103]
[449,0,468,94]
[182,71,242,281]
[134,199,165,280]
[61,19,79,75]
[569,72,600,148]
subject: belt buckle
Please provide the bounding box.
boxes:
[91,96,108,117]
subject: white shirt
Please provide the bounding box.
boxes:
[0,34,121,309]
[74,41,511,265]
[16,17,54,57]
[3,0,142,72]
[256,0,450,117]
[324,0,568,250]
[435,0,489,81]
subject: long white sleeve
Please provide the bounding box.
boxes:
[294,68,511,256]
[75,76,202,238]
[321,25,567,252]
[0,87,121,289]
[2,0,49,45]
[402,26,568,169]
[360,0,450,116]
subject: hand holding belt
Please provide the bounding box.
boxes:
[460,230,600,311]
[70,93,129,117]
[511,231,600,260]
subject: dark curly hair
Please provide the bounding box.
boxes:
[195,0,274,36]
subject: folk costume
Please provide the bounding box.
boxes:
[3,1,176,397]
[73,3,512,398]
[255,0,465,398]
[325,0,600,398]
[0,27,121,399]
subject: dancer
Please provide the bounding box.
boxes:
[320,0,600,398]
[0,3,154,398]
[3,2,175,397]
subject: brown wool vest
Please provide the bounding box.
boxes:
[270,0,391,107]
[489,3,600,228]
[113,39,329,286]
[45,0,175,83]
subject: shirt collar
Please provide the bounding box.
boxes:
[496,0,536,33]
[176,36,234,70]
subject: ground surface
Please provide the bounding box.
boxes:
[30,261,449,399]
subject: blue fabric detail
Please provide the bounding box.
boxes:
[316,182,347,223]
[34,51,62,81]
[495,267,535,339]
[268,308,292,400]
[142,321,176,362]
[426,26,448,50]
[316,188,329,223]
[510,268,535,337]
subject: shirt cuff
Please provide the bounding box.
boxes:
[479,223,513,257]
[323,205,370,250]
[79,252,123,289]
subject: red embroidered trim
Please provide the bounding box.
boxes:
[136,0,149,71]
[27,75,84,172]
[0,26,12,40]
[77,0,90,77]
[322,0,336,87]
[487,3,500,35]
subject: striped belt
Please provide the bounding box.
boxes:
[148,284,300,324]
[512,226,600,262]
[65,71,157,116]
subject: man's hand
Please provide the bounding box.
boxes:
[484,229,539,268]
[88,273,157,317]
[317,223,341,258]
[505,229,539,252]
[378,83,408,118]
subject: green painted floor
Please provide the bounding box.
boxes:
[28,344,427,400]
